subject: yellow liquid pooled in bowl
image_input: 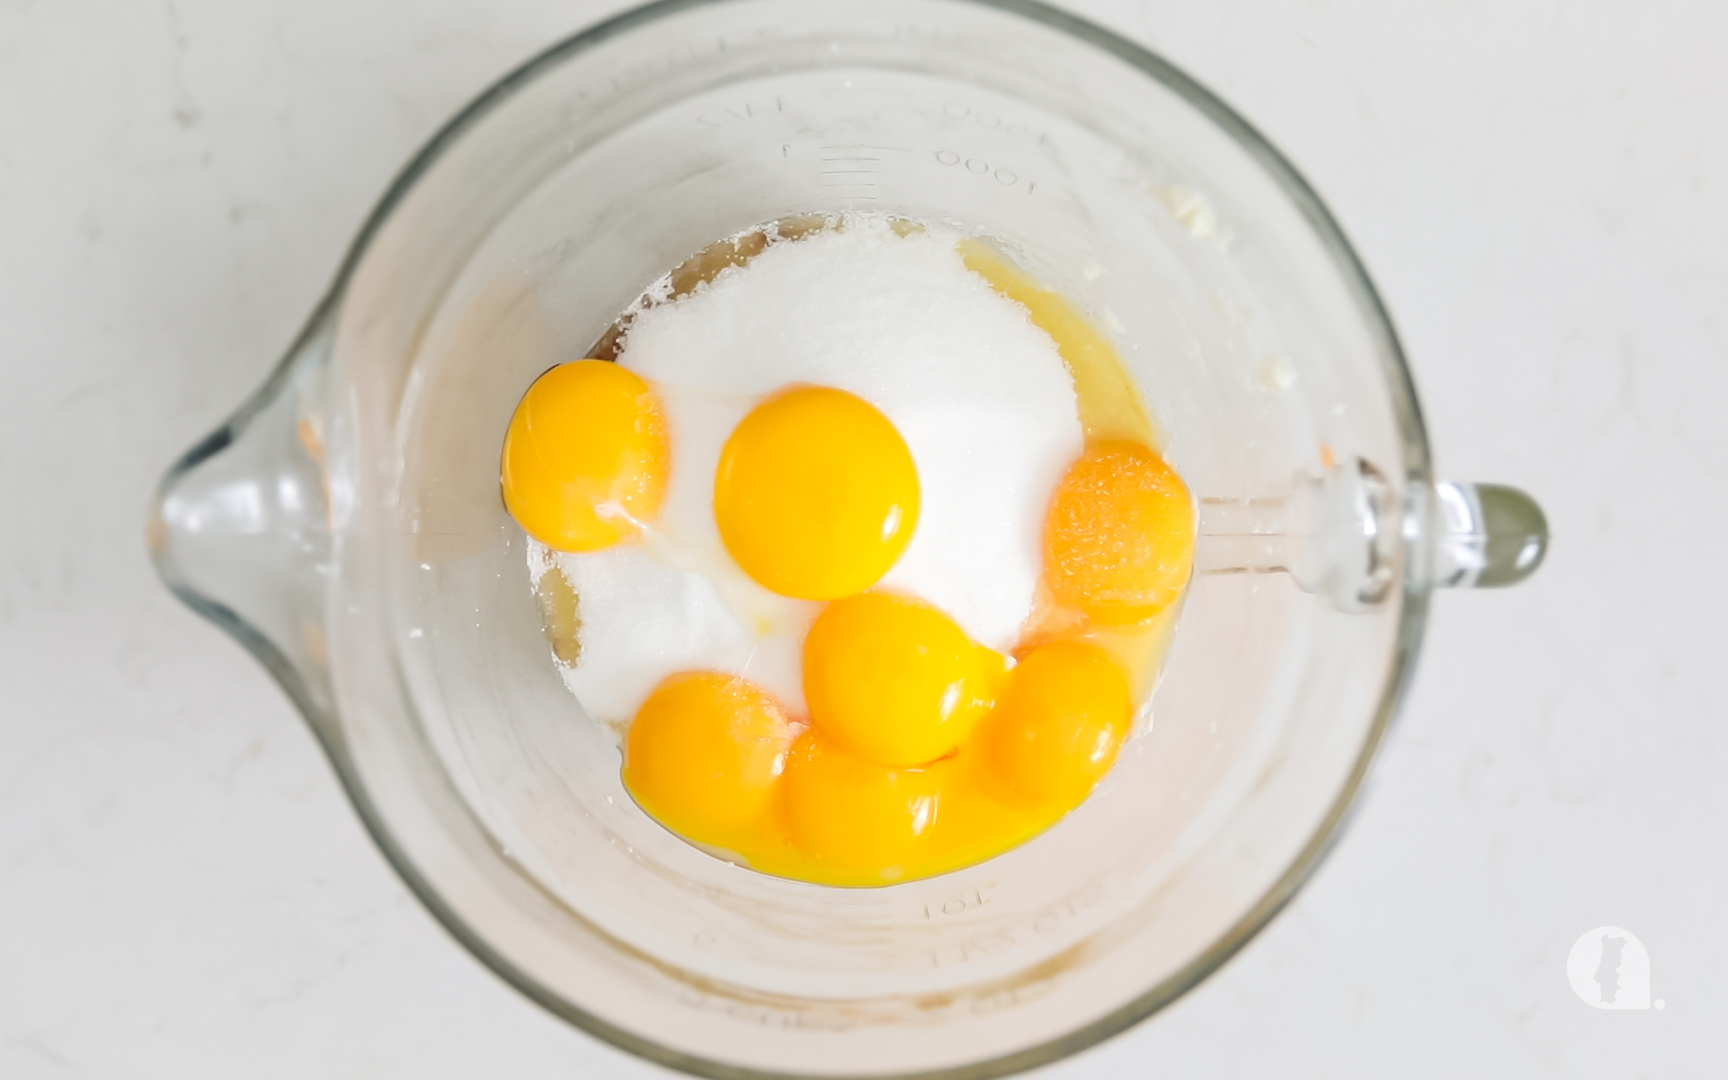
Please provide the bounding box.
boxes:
[514,222,1195,886]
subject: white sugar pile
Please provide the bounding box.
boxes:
[532,216,1082,723]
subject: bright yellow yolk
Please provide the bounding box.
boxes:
[803,592,1001,767]
[622,672,800,849]
[579,239,1201,889]
[780,733,942,882]
[501,360,669,552]
[982,640,1131,807]
[714,386,919,600]
[1045,440,1195,625]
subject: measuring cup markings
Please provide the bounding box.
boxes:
[819,144,917,154]
[722,1002,820,1030]
[920,886,993,921]
[695,95,784,128]
[819,147,883,194]
[969,978,1056,1017]
[933,149,1039,194]
[1030,884,1105,936]
[907,876,1108,971]
[937,882,1110,970]
[676,988,860,1032]
[790,143,919,199]
[929,931,1019,971]
[583,35,737,107]
[939,101,1051,146]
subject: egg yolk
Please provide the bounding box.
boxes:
[1044,440,1195,625]
[919,749,1061,870]
[779,732,942,882]
[803,592,1001,767]
[981,640,1130,808]
[622,671,801,849]
[502,360,669,551]
[551,230,1203,888]
[714,386,919,600]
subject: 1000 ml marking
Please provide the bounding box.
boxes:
[934,150,1038,194]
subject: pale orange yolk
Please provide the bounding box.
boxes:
[622,672,800,849]
[981,640,1131,808]
[779,732,942,882]
[1044,440,1195,625]
[803,592,1001,767]
[714,386,919,600]
[502,360,668,551]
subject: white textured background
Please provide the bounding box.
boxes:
[2,1,1724,1076]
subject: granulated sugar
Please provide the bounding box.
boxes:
[533,216,1082,723]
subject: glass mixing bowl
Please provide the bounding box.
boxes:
[148,1,1548,1076]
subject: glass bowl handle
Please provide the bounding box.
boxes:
[1424,481,1549,589]
[146,304,339,734]
[1195,459,1548,612]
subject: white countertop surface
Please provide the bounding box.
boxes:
[3,1,1724,1076]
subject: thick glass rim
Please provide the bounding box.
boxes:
[158,1,1432,1077]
